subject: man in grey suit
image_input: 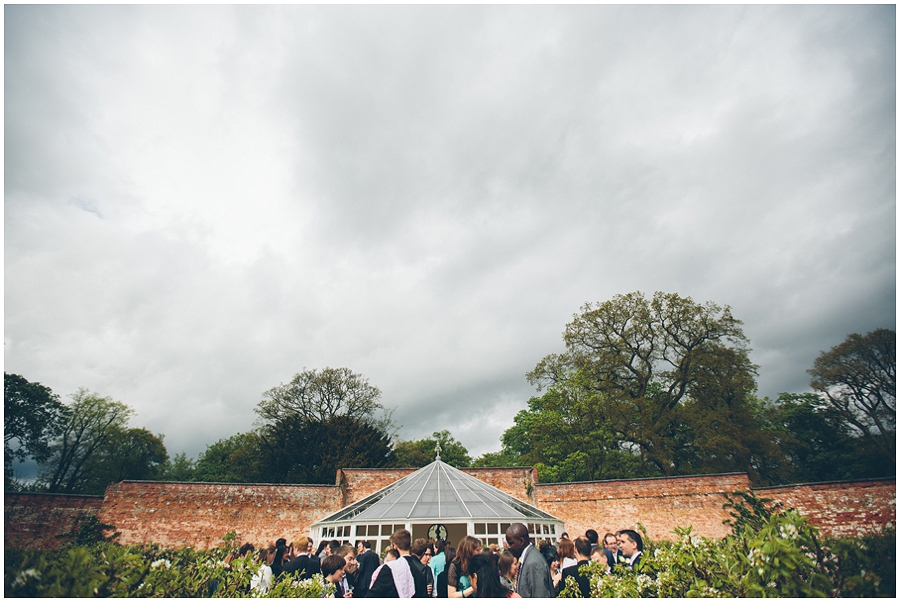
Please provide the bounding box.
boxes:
[505,523,554,598]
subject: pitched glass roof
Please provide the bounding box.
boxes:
[313,460,560,525]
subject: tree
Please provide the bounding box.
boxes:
[764,393,893,483]
[161,452,197,482]
[4,373,66,487]
[257,414,395,483]
[193,432,267,483]
[525,292,777,482]
[79,427,169,494]
[808,329,895,462]
[39,389,134,493]
[256,367,393,432]
[393,430,472,468]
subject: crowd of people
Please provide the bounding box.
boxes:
[240,524,645,598]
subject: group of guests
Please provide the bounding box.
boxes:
[241,523,644,598]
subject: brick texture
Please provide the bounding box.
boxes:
[5,473,894,550]
[4,492,103,549]
[535,473,751,541]
[97,481,341,549]
[758,479,896,538]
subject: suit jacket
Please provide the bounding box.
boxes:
[279,553,319,580]
[366,556,429,598]
[355,549,379,597]
[557,560,590,598]
[516,544,554,598]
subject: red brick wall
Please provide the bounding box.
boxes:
[536,473,752,540]
[98,481,342,549]
[757,479,895,538]
[6,474,895,550]
[4,492,103,549]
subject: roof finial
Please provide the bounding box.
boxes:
[435,441,442,461]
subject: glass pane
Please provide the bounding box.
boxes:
[382,525,393,535]
[474,523,486,535]
[488,523,498,534]
[356,525,366,536]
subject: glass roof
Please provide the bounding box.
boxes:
[313,460,560,525]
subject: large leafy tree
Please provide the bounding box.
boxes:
[193,433,267,483]
[256,414,395,483]
[248,367,396,483]
[37,388,169,494]
[4,373,66,487]
[808,328,895,462]
[764,393,893,483]
[257,367,393,431]
[524,291,779,483]
[393,430,472,468]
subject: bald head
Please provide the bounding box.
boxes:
[505,523,530,558]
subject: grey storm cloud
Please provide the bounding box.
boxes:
[4,4,895,465]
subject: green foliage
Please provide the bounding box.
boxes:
[393,430,472,468]
[722,490,785,534]
[564,513,895,598]
[808,328,895,463]
[4,373,66,487]
[194,432,267,483]
[511,291,782,484]
[4,538,332,598]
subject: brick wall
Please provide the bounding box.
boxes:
[757,479,895,538]
[97,481,342,549]
[6,473,895,550]
[536,473,752,541]
[4,492,103,549]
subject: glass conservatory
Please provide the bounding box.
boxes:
[310,457,564,554]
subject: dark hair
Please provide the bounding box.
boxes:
[573,537,592,558]
[585,529,599,545]
[435,540,446,554]
[315,541,329,555]
[328,539,341,551]
[238,542,255,557]
[321,554,346,577]
[468,552,509,598]
[275,537,287,548]
[604,532,617,545]
[385,548,401,561]
[619,529,643,552]
[360,540,371,550]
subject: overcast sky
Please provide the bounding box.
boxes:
[5,5,896,468]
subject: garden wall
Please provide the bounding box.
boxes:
[4,492,104,549]
[96,481,341,549]
[758,478,895,538]
[535,473,751,541]
[5,473,894,550]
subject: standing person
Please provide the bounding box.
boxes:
[497,551,518,594]
[323,555,352,598]
[411,539,436,597]
[250,546,277,594]
[466,552,521,598]
[436,545,455,598]
[504,524,553,598]
[603,533,618,566]
[355,540,379,598]
[431,540,447,585]
[448,536,482,598]
[590,547,611,574]
[337,545,359,596]
[365,529,429,597]
[282,535,320,579]
[557,539,577,570]
[617,530,644,569]
[556,537,592,598]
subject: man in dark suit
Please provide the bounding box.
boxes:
[557,536,592,597]
[355,540,379,598]
[280,536,321,580]
[617,529,643,570]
